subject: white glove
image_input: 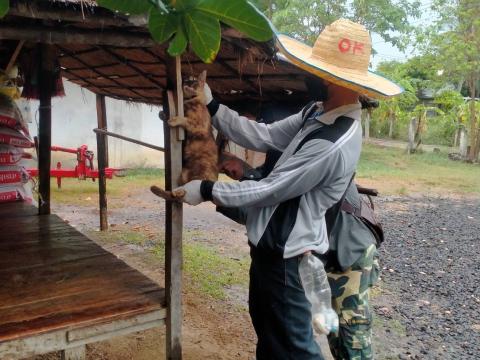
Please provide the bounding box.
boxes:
[174,180,204,205]
[203,82,213,105]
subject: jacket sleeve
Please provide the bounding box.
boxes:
[211,139,346,208]
[211,104,304,152]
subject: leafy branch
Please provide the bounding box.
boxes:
[0,0,9,18]
[0,0,273,63]
[97,0,273,63]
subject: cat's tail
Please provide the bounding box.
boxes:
[150,185,185,202]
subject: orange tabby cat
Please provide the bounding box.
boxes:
[151,71,218,201]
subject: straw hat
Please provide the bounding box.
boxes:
[276,19,403,98]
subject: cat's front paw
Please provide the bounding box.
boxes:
[168,116,187,128]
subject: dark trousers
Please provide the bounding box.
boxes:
[249,247,324,360]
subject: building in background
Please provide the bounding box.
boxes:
[21,81,164,169]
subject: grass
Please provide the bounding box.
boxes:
[50,144,479,207]
[50,169,232,206]
[51,168,165,205]
[89,227,249,300]
[357,144,480,195]
[56,144,479,300]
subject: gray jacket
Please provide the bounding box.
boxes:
[210,103,363,258]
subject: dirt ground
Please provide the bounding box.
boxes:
[34,188,480,360]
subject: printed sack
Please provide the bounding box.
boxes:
[0,126,33,148]
[0,145,31,165]
[0,93,29,135]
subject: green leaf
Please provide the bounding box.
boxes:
[170,0,200,11]
[149,11,178,44]
[168,26,188,56]
[151,0,170,13]
[184,10,221,63]
[0,0,9,18]
[197,0,273,42]
[97,0,152,15]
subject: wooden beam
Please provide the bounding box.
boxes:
[0,24,155,47]
[164,54,184,360]
[38,44,56,215]
[93,128,165,152]
[96,95,108,231]
[4,40,24,74]
[9,1,132,27]
[57,46,149,100]
[216,58,260,93]
[100,46,166,90]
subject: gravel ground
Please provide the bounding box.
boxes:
[52,192,480,359]
[374,195,480,359]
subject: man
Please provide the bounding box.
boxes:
[219,96,381,360]
[168,19,401,359]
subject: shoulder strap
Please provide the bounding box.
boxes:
[301,101,317,121]
[325,172,356,236]
[294,116,355,154]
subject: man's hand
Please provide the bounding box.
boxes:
[203,82,213,105]
[173,180,204,205]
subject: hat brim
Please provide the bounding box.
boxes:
[276,34,403,99]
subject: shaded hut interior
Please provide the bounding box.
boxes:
[0,1,312,359]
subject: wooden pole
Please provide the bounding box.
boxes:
[164,55,184,360]
[93,128,165,152]
[96,95,109,231]
[38,44,55,215]
[9,1,133,27]
[0,24,155,47]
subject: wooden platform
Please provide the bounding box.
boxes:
[0,202,166,359]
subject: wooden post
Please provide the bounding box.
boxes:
[38,44,55,215]
[164,55,184,360]
[96,94,109,231]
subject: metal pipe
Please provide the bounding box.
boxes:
[93,128,165,152]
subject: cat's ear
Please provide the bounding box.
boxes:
[198,70,207,85]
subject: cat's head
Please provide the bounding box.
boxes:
[183,70,207,101]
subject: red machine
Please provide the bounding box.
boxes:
[28,145,124,188]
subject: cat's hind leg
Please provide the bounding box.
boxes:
[150,185,186,201]
[168,116,188,128]
[179,168,191,185]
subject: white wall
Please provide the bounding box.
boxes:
[22,80,165,169]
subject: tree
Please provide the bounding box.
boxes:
[433,90,465,146]
[375,61,418,138]
[418,0,480,161]
[251,0,420,50]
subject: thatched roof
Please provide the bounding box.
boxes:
[1,0,308,110]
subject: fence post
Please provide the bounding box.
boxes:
[407,117,416,154]
[364,110,370,139]
[459,127,467,159]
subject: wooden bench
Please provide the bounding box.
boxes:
[0,202,166,359]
